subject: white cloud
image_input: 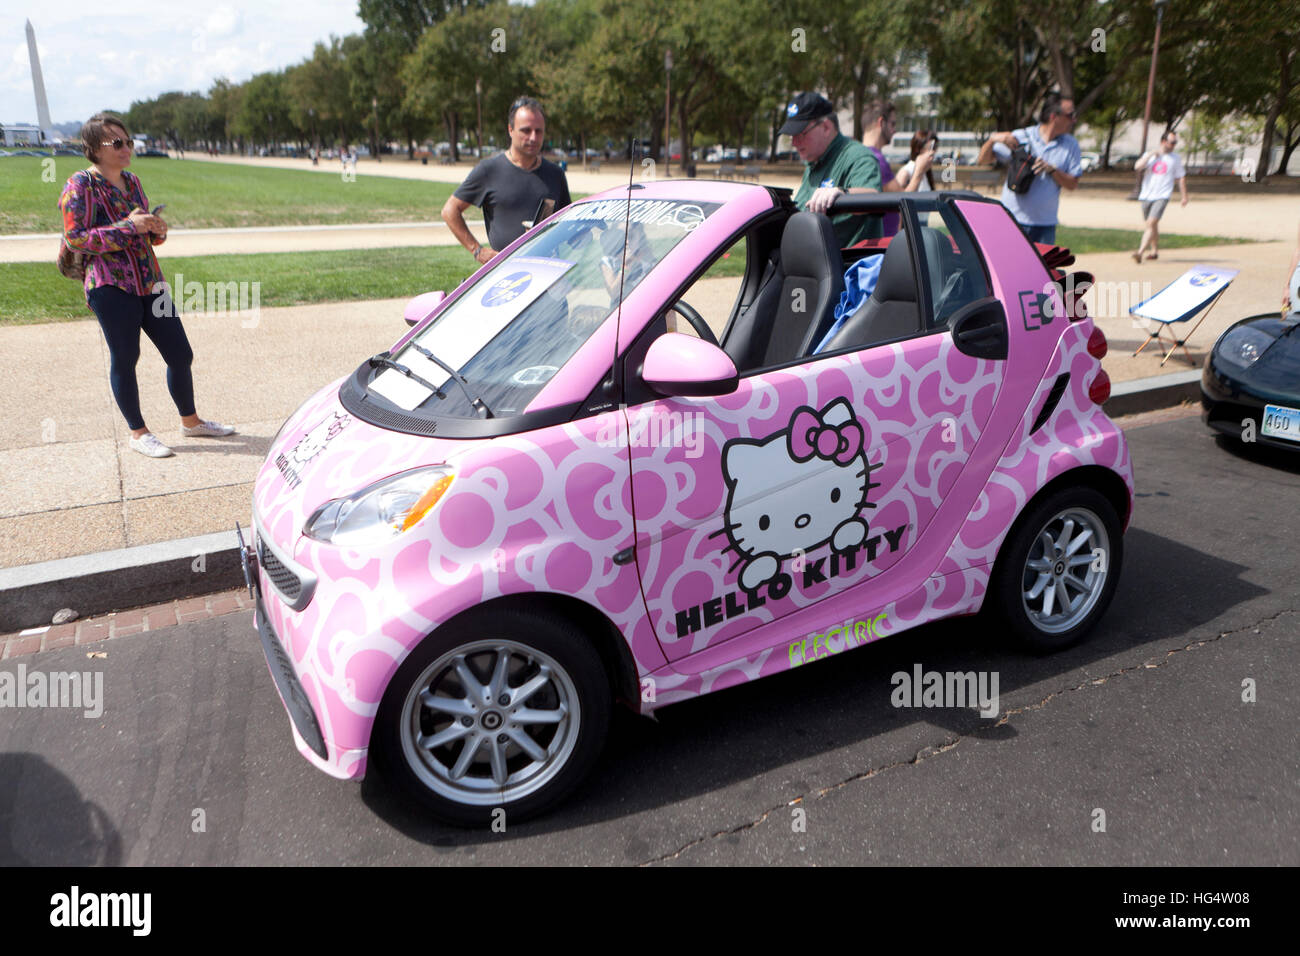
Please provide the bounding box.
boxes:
[2,2,365,122]
[204,6,244,38]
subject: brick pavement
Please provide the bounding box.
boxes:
[0,588,253,658]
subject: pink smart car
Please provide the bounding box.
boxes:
[241,182,1132,825]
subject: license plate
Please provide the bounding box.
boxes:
[1261,404,1300,442]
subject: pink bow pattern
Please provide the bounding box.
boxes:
[788,405,864,465]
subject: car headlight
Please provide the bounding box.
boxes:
[303,466,454,547]
[1216,326,1276,370]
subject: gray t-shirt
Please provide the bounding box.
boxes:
[453,153,572,251]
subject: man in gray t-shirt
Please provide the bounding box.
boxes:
[441,96,571,268]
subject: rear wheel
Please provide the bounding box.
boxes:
[989,486,1123,653]
[373,607,611,826]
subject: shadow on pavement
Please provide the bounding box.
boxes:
[0,753,121,865]
[359,524,1266,848]
[1211,434,1300,474]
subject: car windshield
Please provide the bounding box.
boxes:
[368,198,720,418]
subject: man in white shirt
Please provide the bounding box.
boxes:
[1133,130,1189,263]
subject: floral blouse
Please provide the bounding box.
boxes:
[58,168,165,305]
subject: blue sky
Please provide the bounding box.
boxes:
[3,2,367,124]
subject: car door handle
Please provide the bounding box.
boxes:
[951,297,1009,360]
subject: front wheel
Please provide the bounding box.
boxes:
[373,607,611,827]
[988,486,1123,653]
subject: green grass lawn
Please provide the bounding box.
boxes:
[1054,225,1250,254]
[1,247,479,324]
[0,221,1247,325]
[0,157,464,233]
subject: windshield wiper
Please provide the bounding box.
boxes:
[404,342,495,419]
[366,354,446,400]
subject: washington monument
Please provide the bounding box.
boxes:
[26,20,53,136]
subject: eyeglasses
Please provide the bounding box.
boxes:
[101,138,133,150]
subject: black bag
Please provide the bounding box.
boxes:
[1006,143,1037,194]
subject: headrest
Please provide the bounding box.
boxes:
[781,211,844,279]
[871,232,918,303]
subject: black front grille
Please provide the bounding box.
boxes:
[259,542,302,603]
[255,593,327,759]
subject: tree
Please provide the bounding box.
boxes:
[401,1,530,161]
[233,72,294,150]
[286,38,360,149]
[358,0,488,51]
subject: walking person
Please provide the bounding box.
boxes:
[1132,130,1189,263]
[58,113,234,458]
[1283,222,1300,317]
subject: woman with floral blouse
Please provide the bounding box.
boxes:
[59,113,234,458]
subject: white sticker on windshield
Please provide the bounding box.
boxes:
[369,257,575,411]
[562,199,708,231]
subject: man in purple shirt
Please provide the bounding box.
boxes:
[860,101,934,237]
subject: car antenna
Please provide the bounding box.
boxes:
[610,139,640,400]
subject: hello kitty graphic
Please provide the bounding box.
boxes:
[713,399,882,592]
[289,412,352,470]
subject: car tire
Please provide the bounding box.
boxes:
[372,606,611,827]
[987,486,1123,654]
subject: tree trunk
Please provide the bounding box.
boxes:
[677,98,694,177]
[1276,120,1300,177]
[852,75,867,141]
[446,111,460,163]
[1258,44,1293,178]
[1103,110,1118,169]
[769,102,784,163]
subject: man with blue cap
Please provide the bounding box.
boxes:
[782,91,883,246]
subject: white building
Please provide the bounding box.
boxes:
[1,123,47,147]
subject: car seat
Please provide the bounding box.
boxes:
[819,232,921,352]
[722,211,845,371]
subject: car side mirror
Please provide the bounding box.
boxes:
[404,290,446,327]
[641,333,738,397]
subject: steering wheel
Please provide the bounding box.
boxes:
[667,300,718,347]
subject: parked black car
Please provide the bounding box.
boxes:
[1201,313,1300,450]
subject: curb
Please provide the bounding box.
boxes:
[0,531,243,633]
[0,371,1203,632]
[1104,369,1202,417]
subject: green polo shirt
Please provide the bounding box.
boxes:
[793,133,883,246]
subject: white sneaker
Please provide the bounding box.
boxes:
[182,419,237,438]
[130,432,174,458]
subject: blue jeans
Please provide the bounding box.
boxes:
[1019,222,1057,245]
[88,285,195,430]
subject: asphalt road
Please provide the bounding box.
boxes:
[2,411,1296,866]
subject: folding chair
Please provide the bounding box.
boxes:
[1130,266,1239,367]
